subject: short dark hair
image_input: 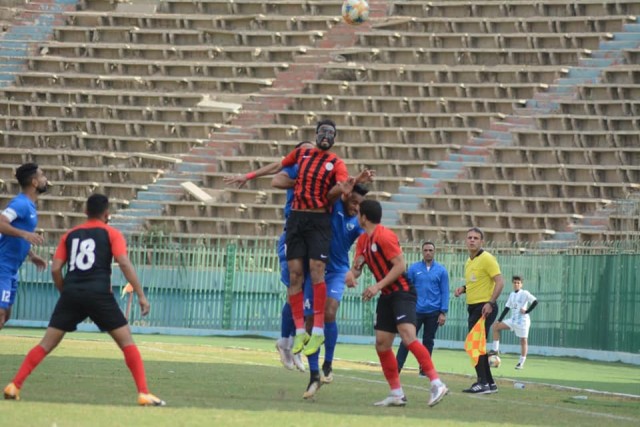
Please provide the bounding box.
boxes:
[316,119,337,135]
[295,140,313,149]
[359,199,382,224]
[352,183,369,197]
[467,227,484,240]
[422,241,435,249]
[15,163,39,188]
[87,193,109,218]
[512,275,523,282]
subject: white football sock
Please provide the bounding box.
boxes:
[391,388,404,397]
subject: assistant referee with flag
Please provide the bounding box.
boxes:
[454,227,504,394]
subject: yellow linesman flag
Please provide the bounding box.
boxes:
[465,317,487,367]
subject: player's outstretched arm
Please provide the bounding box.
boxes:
[115,254,150,316]
[223,161,283,188]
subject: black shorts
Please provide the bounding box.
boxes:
[374,291,417,333]
[49,288,128,332]
[285,210,332,262]
[467,301,498,335]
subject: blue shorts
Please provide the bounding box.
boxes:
[278,233,313,316]
[0,273,18,310]
[325,270,347,302]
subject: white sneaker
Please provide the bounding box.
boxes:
[276,339,294,370]
[303,375,322,399]
[515,363,524,370]
[321,363,333,384]
[374,394,407,407]
[428,383,448,407]
[292,352,306,372]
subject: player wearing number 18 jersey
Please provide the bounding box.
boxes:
[3,194,165,406]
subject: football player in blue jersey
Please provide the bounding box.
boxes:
[316,182,368,386]
[0,163,49,331]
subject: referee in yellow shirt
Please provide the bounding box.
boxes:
[454,227,505,394]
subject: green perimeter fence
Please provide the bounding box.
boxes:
[11,237,640,355]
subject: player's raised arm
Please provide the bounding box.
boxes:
[223,160,284,188]
[355,168,375,184]
[325,159,351,204]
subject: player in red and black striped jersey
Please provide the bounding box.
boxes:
[3,194,165,406]
[280,120,350,357]
[345,200,448,408]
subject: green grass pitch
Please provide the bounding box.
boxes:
[1,328,638,427]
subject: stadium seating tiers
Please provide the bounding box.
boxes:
[0,0,639,245]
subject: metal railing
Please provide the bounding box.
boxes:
[11,237,640,353]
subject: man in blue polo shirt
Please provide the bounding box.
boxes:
[396,241,450,375]
[0,163,49,331]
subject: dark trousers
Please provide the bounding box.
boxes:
[396,311,440,373]
[468,302,498,385]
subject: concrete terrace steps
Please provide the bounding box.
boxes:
[114,0,389,234]
[0,0,76,87]
[383,18,640,243]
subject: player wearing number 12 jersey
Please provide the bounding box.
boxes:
[0,163,49,331]
[3,194,165,406]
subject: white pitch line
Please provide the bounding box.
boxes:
[337,373,639,423]
[337,358,640,400]
[138,345,639,423]
[139,345,282,367]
